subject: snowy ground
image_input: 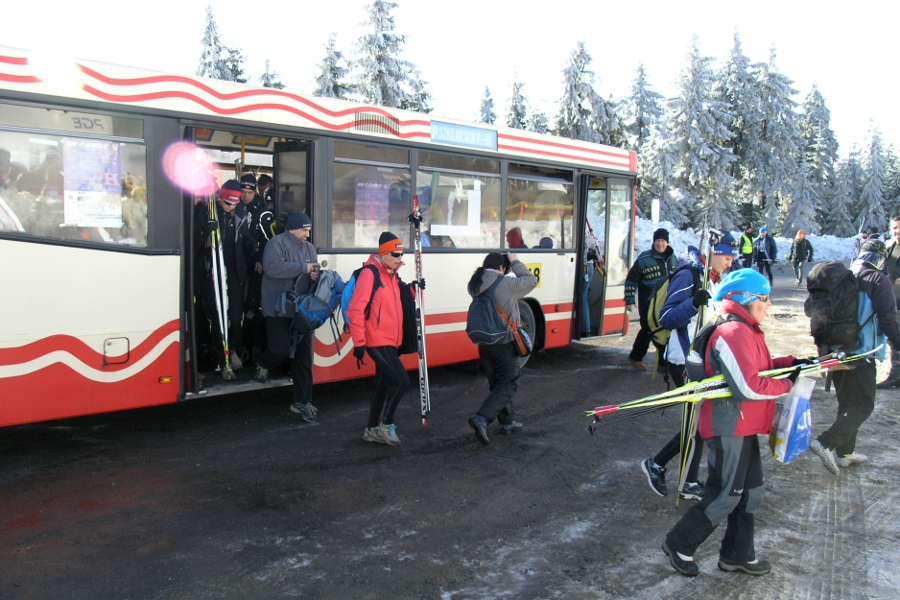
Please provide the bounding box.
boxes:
[635,217,863,264]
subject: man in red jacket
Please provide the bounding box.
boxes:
[663,269,803,577]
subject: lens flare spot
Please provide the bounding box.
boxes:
[162,142,215,195]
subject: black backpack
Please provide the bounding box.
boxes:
[685,314,746,382]
[466,276,507,345]
[804,262,864,351]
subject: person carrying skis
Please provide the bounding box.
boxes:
[787,229,814,286]
[640,233,738,502]
[254,212,320,423]
[752,227,776,286]
[877,216,900,388]
[810,239,900,474]
[624,227,677,370]
[663,268,801,577]
[466,252,537,445]
[238,173,276,364]
[348,231,423,446]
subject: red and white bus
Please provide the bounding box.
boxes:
[0,47,637,427]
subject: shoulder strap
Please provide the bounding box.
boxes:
[362,264,382,321]
[479,275,504,298]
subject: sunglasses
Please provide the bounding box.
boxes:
[390,252,404,258]
[746,293,769,303]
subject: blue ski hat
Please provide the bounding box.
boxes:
[713,231,740,257]
[715,269,771,305]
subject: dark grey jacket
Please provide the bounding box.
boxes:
[260,232,317,318]
[471,259,537,344]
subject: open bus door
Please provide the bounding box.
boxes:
[580,176,606,338]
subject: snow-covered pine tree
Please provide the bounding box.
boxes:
[781,157,820,235]
[881,145,900,218]
[753,47,801,233]
[259,59,285,89]
[665,36,738,229]
[196,6,233,81]
[479,86,496,125]
[854,126,887,232]
[641,115,689,226]
[225,47,249,84]
[528,111,550,134]
[620,63,663,153]
[843,148,866,227]
[505,81,528,130]
[553,41,621,145]
[716,33,764,225]
[799,86,839,227]
[352,0,430,110]
[313,35,352,99]
[824,162,856,237]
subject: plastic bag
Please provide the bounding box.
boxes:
[769,375,815,463]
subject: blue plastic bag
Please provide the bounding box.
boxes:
[769,376,814,464]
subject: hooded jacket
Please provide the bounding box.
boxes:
[470,259,537,345]
[347,254,407,349]
[699,299,795,438]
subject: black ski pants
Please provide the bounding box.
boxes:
[818,358,876,455]
[195,268,243,369]
[666,435,765,563]
[476,341,520,426]
[258,317,314,405]
[755,260,773,286]
[629,298,653,362]
[365,345,410,428]
[651,362,704,483]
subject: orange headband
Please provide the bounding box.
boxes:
[379,239,404,255]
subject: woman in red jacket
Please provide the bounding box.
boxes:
[663,269,803,577]
[347,232,418,446]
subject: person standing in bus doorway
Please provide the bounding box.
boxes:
[787,229,814,286]
[347,232,422,446]
[466,252,537,445]
[239,173,276,364]
[624,228,677,370]
[254,212,320,423]
[739,226,754,269]
[211,179,248,375]
[877,216,900,388]
[752,227,776,287]
[640,234,738,502]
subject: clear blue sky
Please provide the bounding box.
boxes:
[3,0,894,155]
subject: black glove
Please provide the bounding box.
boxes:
[353,346,366,368]
[693,289,711,308]
[787,366,803,383]
[808,258,812,263]
[411,278,426,290]
[791,358,815,367]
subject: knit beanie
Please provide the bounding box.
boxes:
[219,179,241,204]
[286,212,312,231]
[653,228,669,243]
[715,269,771,305]
[378,231,404,255]
[713,231,739,257]
[240,173,257,189]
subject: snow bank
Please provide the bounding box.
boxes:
[635,218,859,264]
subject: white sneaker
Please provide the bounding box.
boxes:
[836,452,868,467]
[810,439,840,475]
[363,427,387,444]
[379,424,401,445]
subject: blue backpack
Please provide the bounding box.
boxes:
[292,269,345,339]
[341,264,382,331]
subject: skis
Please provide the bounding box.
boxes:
[207,196,235,380]
[409,196,431,426]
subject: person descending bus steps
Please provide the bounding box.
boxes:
[238,173,276,365]
[348,232,421,446]
[466,252,537,445]
[739,226,755,269]
[877,216,900,389]
[624,228,677,370]
[640,233,738,502]
[254,213,320,423]
[810,239,900,473]
[787,229,814,286]
[753,227,776,287]
[663,269,800,577]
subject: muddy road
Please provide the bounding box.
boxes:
[2,269,898,599]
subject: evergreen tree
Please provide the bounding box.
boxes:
[882,145,900,218]
[825,162,856,237]
[225,47,249,84]
[716,33,764,220]
[664,36,737,229]
[478,86,496,125]
[621,63,663,153]
[313,35,352,99]
[528,111,550,134]
[843,148,866,227]
[781,157,820,235]
[352,0,430,111]
[799,86,839,226]
[505,81,528,130]
[753,48,801,233]
[196,6,233,81]
[553,41,621,145]
[854,126,887,232]
[640,117,686,224]
[259,59,285,89]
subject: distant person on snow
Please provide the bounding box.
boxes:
[624,227,677,370]
[663,268,802,578]
[752,227,776,286]
[787,229,814,286]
